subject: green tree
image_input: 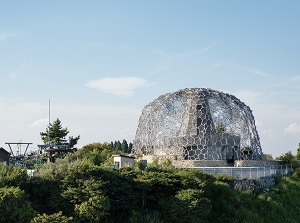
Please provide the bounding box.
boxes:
[0,164,29,188]
[74,142,112,165]
[276,151,295,164]
[40,118,80,148]
[121,139,129,153]
[26,175,72,215]
[74,195,111,223]
[128,142,133,153]
[61,162,111,222]
[0,186,36,223]
[165,189,211,223]
[295,143,300,160]
[110,141,114,150]
[31,211,73,223]
[135,169,182,211]
[263,153,274,160]
[115,140,122,151]
[276,151,298,169]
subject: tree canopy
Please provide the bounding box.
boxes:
[40,118,80,148]
[1,141,300,223]
[295,143,300,160]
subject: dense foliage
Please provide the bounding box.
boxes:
[40,118,80,148]
[1,142,300,222]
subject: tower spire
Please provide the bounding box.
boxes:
[48,98,50,145]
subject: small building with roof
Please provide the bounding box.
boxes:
[0,147,10,166]
[112,154,135,169]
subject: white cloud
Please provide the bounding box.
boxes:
[271,75,300,88]
[284,123,300,134]
[0,32,15,41]
[85,77,152,97]
[213,60,232,69]
[152,43,216,62]
[31,118,49,128]
[9,64,26,79]
[152,49,170,58]
[247,68,271,77]
[201,42,217,52]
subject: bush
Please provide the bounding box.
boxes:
[31,211,73,223]
[292,167,300,177]
[0,186,36,223]
[160,189,211,223]
[0,164,29,188]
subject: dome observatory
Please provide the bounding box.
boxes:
[133,88,262,164]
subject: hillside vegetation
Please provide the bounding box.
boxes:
[1,142,300,223]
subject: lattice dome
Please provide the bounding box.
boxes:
[133,88,262,161]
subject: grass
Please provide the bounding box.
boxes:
[222,171,300,223]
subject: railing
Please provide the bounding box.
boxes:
[183,164,293,179]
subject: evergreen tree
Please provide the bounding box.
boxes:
[121,140,128,153]
[115,141,122,151]
[40,118,80,148]
[295,143,300,160]
[128,142,133,153]
[110,141,114,150]
[276,151,295,164]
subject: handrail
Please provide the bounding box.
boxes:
[181,164,293,179]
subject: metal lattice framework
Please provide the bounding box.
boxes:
[133,88,262,161]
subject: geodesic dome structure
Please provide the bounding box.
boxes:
[133,88,262,162]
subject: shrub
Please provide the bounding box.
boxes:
[31,211,73,223]
[0,186,36,223]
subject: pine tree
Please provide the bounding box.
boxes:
[128,142,133,153]
[40,118,80,148]
[115,141,122,151]
[121,140,128,153]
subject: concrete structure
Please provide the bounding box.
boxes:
[0,147,10,166]
[112,154,135,169]
[133,88,262,166]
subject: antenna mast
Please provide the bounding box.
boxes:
[48,98,50,145]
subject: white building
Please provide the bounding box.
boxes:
[112,154,135,169]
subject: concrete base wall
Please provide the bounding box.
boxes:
[235,160,280,167]
[139,155,282,169]
[141,155,155,163]
[173,160,228,167]
[173,160,281,168]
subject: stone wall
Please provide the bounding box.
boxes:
[234,179,256,191]
[234,177,275,191]
[258,177,275,189]
[235,160,280,167]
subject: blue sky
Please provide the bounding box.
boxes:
[0,1,299,157]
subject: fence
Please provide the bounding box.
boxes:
[183,164,293,179]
